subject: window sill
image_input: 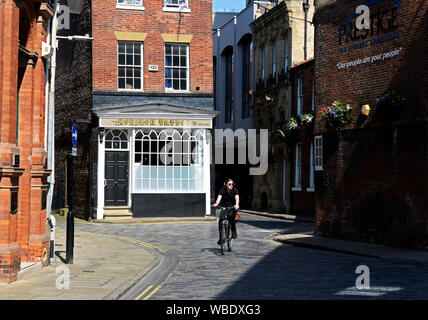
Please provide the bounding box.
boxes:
[165,88,190,93]
[118,88,144,92]
[116,5,145,11]
[306,187,314,192]
[163,6,191,13]
[291,187,301,192]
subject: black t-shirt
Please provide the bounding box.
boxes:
[219,187,239,207]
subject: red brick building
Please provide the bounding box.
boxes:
[0,0,53,283]
[289,58,314,217]
[55,0,216,220]
[313,0,428,248]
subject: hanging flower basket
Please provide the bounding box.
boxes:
[376,90,407,119]
[319,100,351,130]
[287,114,301,131]
[301,111,314,126]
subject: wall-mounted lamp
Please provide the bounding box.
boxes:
[361,104,370,116]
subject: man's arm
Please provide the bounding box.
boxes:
[213,195,222,208]
[234,195,240,210]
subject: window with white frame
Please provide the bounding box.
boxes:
[293,143,302,189]
[284,33,289,71]
[272,40,276,75]
[164,0,187,7]
[308,142,315,191]
[297,75,303,116]
[133,129,204,193]
[117,0,143,7]
[118,42,143,90]
[105,129,129,150]
[165,43,189,91]
[314,135,323,171]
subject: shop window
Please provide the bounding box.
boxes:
[165,43,189,91]
[134,129,204,193]
[293,143,302,191]
[118,41,143,90]
[314,135,323,171]
[105,129,129,150]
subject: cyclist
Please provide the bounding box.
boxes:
[213,179,240,245]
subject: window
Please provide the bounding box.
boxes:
[242,40,251,119]
[133,129,204,193]
[118,42,143,90]
[297,75,304,116]
[261,46,265,80]
[164,0,187,7]
[272,41,276,75]
[284,34,289,71]
[314,136,323,171]
[105,129,129,150]
[308,142,315,191]
[165,43,189,91]
[117,0,143,6]
[293,143,302,190]
[224,50,234,123]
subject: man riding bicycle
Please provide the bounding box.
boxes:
[213,179,240,246]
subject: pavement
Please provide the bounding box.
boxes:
[0,214,159,300]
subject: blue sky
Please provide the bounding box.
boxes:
[213,0,246,12]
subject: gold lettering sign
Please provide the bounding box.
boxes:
[100,118,212,128]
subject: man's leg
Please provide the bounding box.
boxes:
[217,219,223,245]
[230,214,237,239]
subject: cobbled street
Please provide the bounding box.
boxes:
[59,213,428,300]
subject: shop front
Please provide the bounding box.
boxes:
[95,105,217,219]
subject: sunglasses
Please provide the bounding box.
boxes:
[227,183,234,186]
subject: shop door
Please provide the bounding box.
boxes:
[105,151,129,206]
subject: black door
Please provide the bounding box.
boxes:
[105,151,129,206]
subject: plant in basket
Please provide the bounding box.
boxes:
[319,100,351,130]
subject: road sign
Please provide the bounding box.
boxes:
[71,147,77,157]
[72,123,78,147]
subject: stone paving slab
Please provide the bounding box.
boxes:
[274,233,428,264]
[0,226,158,300]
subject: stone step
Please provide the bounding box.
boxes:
[104,207,132,218]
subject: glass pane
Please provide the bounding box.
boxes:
[135,153,141,163]
[118,78,125,89]
[173,45,179,55]
[165,56,172,67]
[118,54,125,65]
[165,68,171,78]
[126,78,133,89]
[181,179,188,191]
[180,69,186,79]
[134,68,141,79]
[142,179,149,190]
[174,167,180,178]
[165,45,171,55]
[158,179,165,191]
[173,69,179,78]
[135,178,141,192]
[165,79,172,88]
[134,45,141,55]
[126,43,133,53]
[173,56,179,67]
[134,79,141,90]
[118,42,125,53]
[166,167,173,179]
[173,80,179,90]
[118,67,125,77]
[180,80,186,91]
[113,141,120,149]
[126,55,133,65]
[121,142,128,149]
[189,180,196,191]
[182,167,188,178]
[134,55,141,66]
[180,45,186,55]
[180,56,186,67]
[105,141,112,149]
[126,68,133,77]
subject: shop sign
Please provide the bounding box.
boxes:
[100,118,212,128]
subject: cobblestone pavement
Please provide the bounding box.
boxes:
[62,213,428,300]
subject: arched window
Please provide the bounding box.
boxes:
[105,129,128,150]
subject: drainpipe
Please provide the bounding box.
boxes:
[303,0,310,61]
[46,0,58,265]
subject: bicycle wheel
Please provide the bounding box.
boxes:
[220,222,227,255]
[227,224,232,252]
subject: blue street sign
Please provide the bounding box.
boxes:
[72,124,78,147]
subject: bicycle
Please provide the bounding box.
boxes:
[217,205,235,255]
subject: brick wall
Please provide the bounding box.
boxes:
[54,0,93,220]
[92,0,213,93]
[313,0,428,248]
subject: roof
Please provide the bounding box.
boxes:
[290,57,314,69]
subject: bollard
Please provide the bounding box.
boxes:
[66,210,74,264]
